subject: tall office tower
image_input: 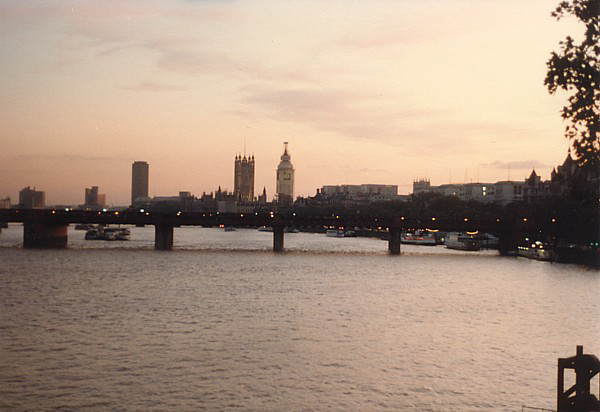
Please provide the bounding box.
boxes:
[276,142,294,205]
[131,161,149,205]
[84,186,105,206]
[19,186,45,209]
[234,154,255,201]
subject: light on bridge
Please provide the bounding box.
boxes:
[552,218,557,223]
[464,218,468,222]
[102,208,107,212]
[51,210,56,214]
[114,212,119,215]
[177,211,182,216]
[140,209,145,213]
[431,217,436,221]
[523,218,528,222]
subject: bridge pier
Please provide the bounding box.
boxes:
[155,224,174,250]
[388,227,401,255]
[23,221,68,248]
[498,230,518,256]
[273,225,285,252]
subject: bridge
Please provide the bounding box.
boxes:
[0,208,550,254]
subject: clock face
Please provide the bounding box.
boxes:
[283,171,291,180]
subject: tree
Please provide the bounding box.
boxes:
[545,0,599,176]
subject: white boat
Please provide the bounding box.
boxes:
[401,230,436,246]
[444,233,481,251]
[258,226,273,232]
[326,229,345,238]
[518,242,554,261]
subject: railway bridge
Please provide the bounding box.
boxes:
[0,208,553,254]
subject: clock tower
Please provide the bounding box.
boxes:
[276,142,294,205]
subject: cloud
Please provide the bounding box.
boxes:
[241,86,465,147]
[483,160,550,170]
[120,81,185,92]
[10,154,128,162]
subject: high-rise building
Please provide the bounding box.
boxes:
[131,161,149,205]
[234,154,255,201]
[19,186,45,209]
[276,142,294,204]
[84,186,106,207]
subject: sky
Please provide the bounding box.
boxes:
[0,0,582,206]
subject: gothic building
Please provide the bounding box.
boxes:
[276,142,294,205]
[234,154,255,201]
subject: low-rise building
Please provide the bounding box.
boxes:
[314,184,399,205]
[1,196,10,209]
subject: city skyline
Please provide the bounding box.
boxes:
[0,0,581,205]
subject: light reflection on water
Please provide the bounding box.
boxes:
[0,224,598,410]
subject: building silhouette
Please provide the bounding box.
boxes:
[1,196,11,209]
[276,142,294,205]
[234,154,255,201]
[19,186,45,209]
[84,186,106,207]
[131,161,149,205]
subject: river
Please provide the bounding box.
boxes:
[0,225,598,410]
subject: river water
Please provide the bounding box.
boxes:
[0,225,598,411]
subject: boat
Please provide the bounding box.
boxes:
[401,230,436,246]
[116,228,130,240]
[475,233,499,249]
[344,229,357,237]
[85,226,130,241]
[285,227,299,233]
[518,241,554,261]
[75,223,96,231]
[444,232,481,251]
[85,228,101,240]
[326,229,345,238]
[258,226,273,232]
[224,226,236,232]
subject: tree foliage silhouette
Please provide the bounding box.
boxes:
[545,0,599,175]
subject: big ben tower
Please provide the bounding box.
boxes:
[276,142,294,205]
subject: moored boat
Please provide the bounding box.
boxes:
[445,232,481,251]
[326,229,345,238]
[518,241,554,261]
[85,226,130,241]
[401,230,436,246]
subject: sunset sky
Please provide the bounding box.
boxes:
[0,0,581,206]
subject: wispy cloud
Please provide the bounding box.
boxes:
[10,154,128,162]
[239,85,488,151]
[483,160,550,170]
[120,81,185,92]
